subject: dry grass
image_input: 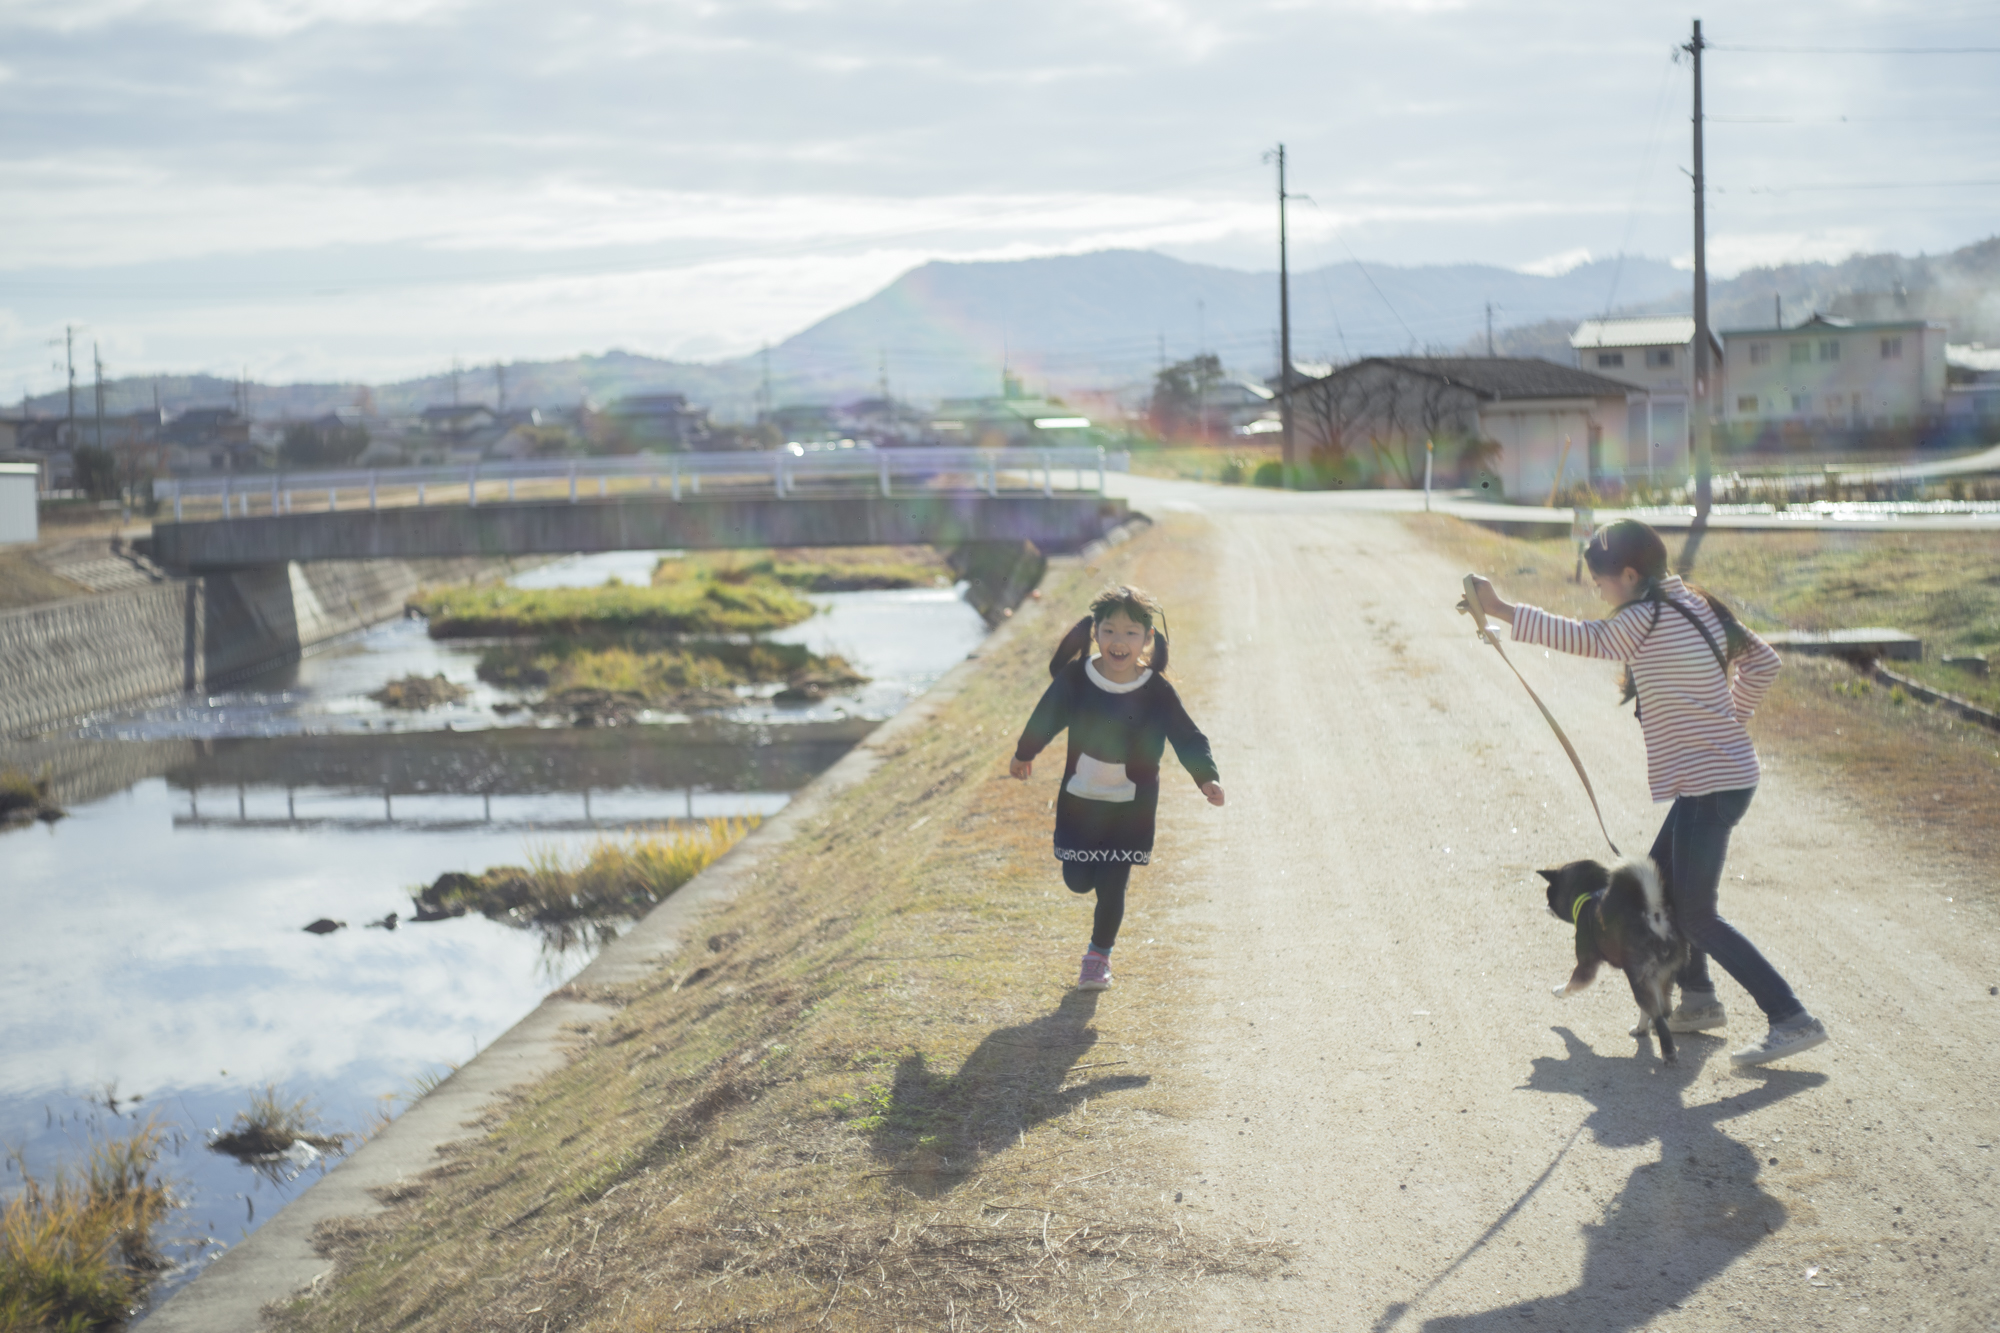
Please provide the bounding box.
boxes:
[413,820,762,955]
[0,1119,178,1332]
[1122,443,1279,485]
[0,766,63,828]
[475,640,855,705]
[652,547,951,593]
[271,524,1283,1333]
[366,674,470,710]
[414,581,813,639]
[1406,513,2000,880]
[209,1087,353,1188]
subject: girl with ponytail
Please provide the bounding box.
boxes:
[1467,519,1829,1069]
[1011,584,1223,991]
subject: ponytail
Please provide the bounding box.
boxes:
[1150,630,1170,675]
[1050,616,1094,678]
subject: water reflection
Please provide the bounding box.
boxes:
[0,550,988,1313]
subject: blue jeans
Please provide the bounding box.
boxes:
[1650,787,1805,1024]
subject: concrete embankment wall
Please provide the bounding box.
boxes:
[0,557,505,740]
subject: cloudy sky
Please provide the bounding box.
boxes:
[2,0,1995,394]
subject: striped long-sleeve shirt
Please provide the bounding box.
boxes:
[1512,574,1781,802]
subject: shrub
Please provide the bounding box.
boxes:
[1252,460,1285,488]
[410,820,760,953]
[0,1120,177,1330]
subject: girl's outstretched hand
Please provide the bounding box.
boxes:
[1009,757,1032,780]
[1464,575,1517,625]
[1200,781,1225,807]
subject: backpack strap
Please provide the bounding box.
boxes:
[1657,594,1729,678]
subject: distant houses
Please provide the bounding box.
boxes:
[929,374,1096,450]
[1717,314,1947,429]
[1568,316,1722,480]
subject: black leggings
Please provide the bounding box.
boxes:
[1062,860,1132,951]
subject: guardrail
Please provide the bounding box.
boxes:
[152,446,1127,521]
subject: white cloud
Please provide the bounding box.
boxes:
[1517,247,1594,278]
[0,0,1992,389]
[6,0,470,37]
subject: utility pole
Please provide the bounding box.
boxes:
[759,343,773,422]
[1486,302,1496,357]
[1268,144,1297,483]
[451,357,462,408]
[1680,17,1713,573]
[496,362,507,413]
[93,343,106,451]
[1774,293,1782,328]
[65,326,76,447]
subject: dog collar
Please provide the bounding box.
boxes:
[1570,893,1589,926]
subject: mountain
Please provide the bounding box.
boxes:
[756,249,1687,403]
[24,239,1997,422]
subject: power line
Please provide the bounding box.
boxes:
[1729,178,2000,193]
[1709,113,2000,123]
[1709,44,2000,54]
[1603,49,1680,315]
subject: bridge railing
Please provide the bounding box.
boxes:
[152,446,1129,521]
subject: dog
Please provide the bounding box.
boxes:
[1538,857,1690,1064]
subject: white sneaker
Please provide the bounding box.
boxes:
[1731,1016,1829,1068]
[1630,995,1726,1037]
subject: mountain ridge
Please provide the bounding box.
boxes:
[21,238,1997,422]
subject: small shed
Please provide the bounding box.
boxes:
[0,462,38,545]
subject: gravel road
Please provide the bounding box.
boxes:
[1108,477,1999,1332]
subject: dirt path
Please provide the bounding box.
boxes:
[1111,479,1999,1331]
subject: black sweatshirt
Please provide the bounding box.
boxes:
[1013,657,1218,863]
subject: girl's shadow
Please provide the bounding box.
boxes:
[869,990,1150,1196]
[1381,1026,1826,1333]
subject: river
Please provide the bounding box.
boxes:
[0,551,988,1312]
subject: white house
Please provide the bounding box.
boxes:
[1291,357,1638,498]
[1569,316,1721,480]
[1719,314,1947,427]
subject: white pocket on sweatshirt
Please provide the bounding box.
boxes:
[1066,753,1137,803]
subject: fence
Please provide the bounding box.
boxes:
[153,446,1127,521]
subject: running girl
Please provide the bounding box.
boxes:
[1469,519,1829,1067]
[1010,585,1224,991]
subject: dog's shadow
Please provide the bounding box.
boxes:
[1379,1026,1827,1333]
[866,989,1150,1197]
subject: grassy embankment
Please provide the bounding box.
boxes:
[272,524,1279,1333]
[1408,515,2000,874]
[410,548,949,720]
[0,1121,177,1332]
[0,549,91,611]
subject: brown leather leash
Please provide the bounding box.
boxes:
[1457,574,1621,857]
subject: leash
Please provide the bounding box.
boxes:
[1458,574,1621,857]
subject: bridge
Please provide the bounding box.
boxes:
[147,446,1130,572]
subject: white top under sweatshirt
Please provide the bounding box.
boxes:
[1064,657,1155,800]
[1511,575,1781,802]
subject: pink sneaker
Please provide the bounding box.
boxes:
[1078,952,1112,990]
